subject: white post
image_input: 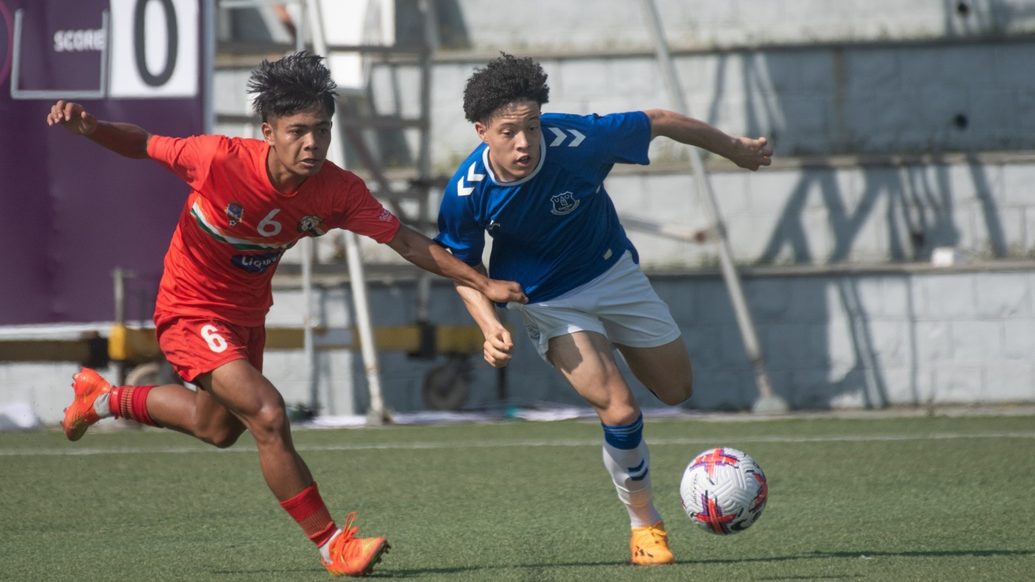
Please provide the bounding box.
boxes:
[640,0,788,413]
[305,0,390,424]
[301,237,317,411]
[344,231,388,424]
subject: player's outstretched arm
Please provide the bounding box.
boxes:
[45,100,151,159]
[645,108,773,171]
[386,224,528,305]
[452,267,515,368]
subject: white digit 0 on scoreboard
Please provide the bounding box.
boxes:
[108,0,197,98]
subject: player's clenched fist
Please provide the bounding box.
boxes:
[46,100,97,136]
[485,279,528,305]
[729,136,773,171]
[482,327,514,368]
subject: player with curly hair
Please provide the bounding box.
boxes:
[47,50,526,577]
[435,53,772,565]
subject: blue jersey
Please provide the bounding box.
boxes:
[435,111,652,303]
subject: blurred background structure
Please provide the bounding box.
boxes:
[2,0,1035,428]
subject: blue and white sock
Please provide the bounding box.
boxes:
[601,414,662,528]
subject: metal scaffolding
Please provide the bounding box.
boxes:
[639,0,789,413]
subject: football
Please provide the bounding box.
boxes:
[679,447,768,535]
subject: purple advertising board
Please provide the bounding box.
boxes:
[0,0,205,325]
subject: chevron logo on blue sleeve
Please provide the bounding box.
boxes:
[457,164,485,196]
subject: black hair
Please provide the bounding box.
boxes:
[247,50,337,121]
[462,53,550,123]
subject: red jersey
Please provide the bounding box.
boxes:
[147,134,401,327]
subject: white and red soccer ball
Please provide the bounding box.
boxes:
[679,447,768,535]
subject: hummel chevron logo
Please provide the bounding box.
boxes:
[457,164,485,196]
[548,127,586,147]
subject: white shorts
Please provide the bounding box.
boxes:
[506,251,682,361]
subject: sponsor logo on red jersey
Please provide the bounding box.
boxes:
[231,251,284,273]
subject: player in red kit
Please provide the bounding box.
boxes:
[46,51,526,577]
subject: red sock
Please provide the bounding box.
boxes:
[280,483,338,546]
[109,385,159,426]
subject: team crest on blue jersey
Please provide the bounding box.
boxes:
[297,215,325,236]
[225,203,244,226]
[550,191,580,216]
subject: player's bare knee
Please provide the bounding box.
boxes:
[677,377,694,403]
[599,398,640,426]
[247,401,290,443]
[656,377,693,406]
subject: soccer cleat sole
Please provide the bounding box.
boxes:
[62,414,89,442]
[62,399,91,441]
[630,555,676,566]
[361,541,390,576]
[328,540,390,578]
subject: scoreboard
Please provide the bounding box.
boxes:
[7,0,199,99]
[0,0,208,325]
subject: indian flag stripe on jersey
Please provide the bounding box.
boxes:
[191,202,290,251]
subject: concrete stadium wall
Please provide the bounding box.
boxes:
[212,1,1035,267]
[412,42,1035,162]
[4,1,1035,426]
[218,39,1035,167]
[204,0,1035,416]
[596,157,1035,267]
[5,262,1033,425]
[217,56,1035,268]
[267,264,1035,416]
[437,0,1035,51]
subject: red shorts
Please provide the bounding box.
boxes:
[156,317,265,383]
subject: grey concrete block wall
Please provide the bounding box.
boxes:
[231,2,1035,415]
[343,42,1035,167]
[216,6,1035,164]
[212,3,1035,270]
[5,2,1035,426]
[444,0,1035,52]
[406,155,1034,270]
[248,266,1035,419]
[252,79,1035,270]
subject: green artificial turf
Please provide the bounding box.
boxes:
[1,413,1033,581]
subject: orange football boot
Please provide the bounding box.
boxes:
[321,512,390,577]
[61,368,112,441]
[630,521,675,566]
